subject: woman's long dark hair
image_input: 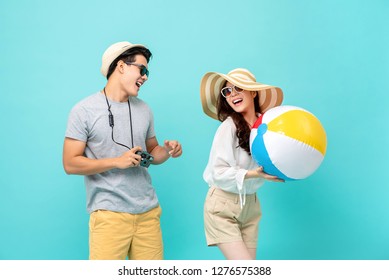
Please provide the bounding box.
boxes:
[217,82,261,155]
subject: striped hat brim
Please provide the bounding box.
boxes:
[200,69,283,120]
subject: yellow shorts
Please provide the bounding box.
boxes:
[204,187,261,249]
[89,206,163,260]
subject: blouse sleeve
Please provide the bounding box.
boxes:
[203,118,248,193]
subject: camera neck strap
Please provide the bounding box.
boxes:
[103,87,134,150]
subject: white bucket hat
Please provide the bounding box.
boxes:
[200,68,283,120]
[100,41,147,77]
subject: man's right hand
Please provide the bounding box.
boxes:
[115,146,143,169]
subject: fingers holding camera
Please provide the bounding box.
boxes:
[116,147,142,169]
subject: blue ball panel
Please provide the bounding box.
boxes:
[251,125,293,181]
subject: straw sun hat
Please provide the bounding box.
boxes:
[200,68,283,120]
[100,41,147,77]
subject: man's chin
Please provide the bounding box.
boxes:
[128,90,139,97]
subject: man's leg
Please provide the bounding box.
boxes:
[129,206,163,260]
[89,210,134,260]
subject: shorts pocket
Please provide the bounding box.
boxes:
[89,210,98,233]
[151,205,162,220]
[213,198,241,220]
[89,210,107,233]
[213,198,228,215]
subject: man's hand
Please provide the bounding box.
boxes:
[115,146,142,169]
[164,140,182,158]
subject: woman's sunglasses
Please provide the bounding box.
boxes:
[220,85,244,98]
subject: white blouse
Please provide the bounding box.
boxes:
[203,117,265,207]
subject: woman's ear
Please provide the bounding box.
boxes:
[251,91,257,98]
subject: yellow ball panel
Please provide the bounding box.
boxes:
[267,110,327,155]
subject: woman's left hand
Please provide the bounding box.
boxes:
[246,166,285,182]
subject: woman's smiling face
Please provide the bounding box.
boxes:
[225,82,256,115]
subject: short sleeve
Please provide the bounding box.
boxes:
[65,104,88,142]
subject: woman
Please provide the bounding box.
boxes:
[200,68,284,260]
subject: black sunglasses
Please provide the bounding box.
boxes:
[125,62,149,77]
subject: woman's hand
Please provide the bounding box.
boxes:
[246,166,285,182]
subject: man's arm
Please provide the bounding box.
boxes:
[62,137,142,175]
[146,137,182,165]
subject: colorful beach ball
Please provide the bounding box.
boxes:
[249,105,327,181]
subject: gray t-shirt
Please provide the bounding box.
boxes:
[65,92,158,214]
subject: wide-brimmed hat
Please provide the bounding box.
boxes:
[100,41,147,77]
[200,68,283,120]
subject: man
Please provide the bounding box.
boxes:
[63,41,182,260]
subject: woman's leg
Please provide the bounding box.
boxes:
[217,241,256,260]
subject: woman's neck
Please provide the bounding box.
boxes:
[242,110,258,127]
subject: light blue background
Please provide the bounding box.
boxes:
[0,0,388,260]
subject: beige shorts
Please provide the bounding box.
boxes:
[204,187,261,249]
[89,206,163,260]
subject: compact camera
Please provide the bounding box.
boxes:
[136,150,154,168]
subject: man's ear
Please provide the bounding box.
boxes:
[116,60,125,74]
